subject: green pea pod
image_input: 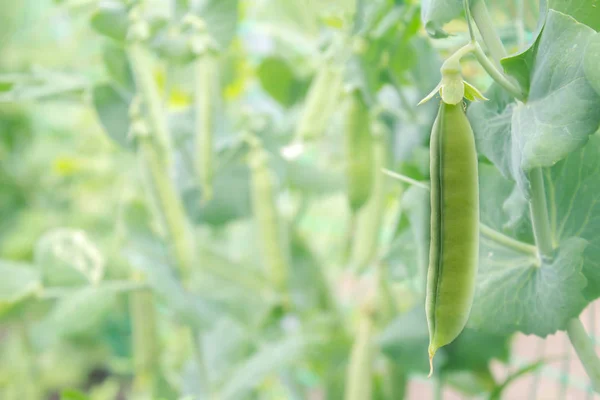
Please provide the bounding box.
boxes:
[426,102,479,374]
[345,308,374,400]
[350,121,388,271]
[295,62,343,141]
[249,142,290,292]
[194,52,218,203]
[345,89,374,213]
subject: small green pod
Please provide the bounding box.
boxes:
[345,307,374,400]
[295,61,343,141]
[249,142,290,292]
[345,89,374,212]
[194,54,217,203]
[426,102,479,373]
[350,121,388,271]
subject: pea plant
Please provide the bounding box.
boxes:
[0,0,599,399]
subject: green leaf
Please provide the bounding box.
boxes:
[550,0,600,30]
[257,57,298,107]
[92,83,133,149]
[501,0,548,95]
[46,286,118,337]
[90,1,129,43]
[219,334,309,400]
[60,389,90,400]
[420,0,462,38]
[472,11,600,194]
[547,135,600,300]
[0,260,41,318]
[510,11,600,192]
[469,236,587,336]
[203,318,251,387]
[102,44,135,92]
[442,328,510,372]
[193,0,239,49]
[584,32,600,96]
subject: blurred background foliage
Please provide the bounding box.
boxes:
[0,0,550,399]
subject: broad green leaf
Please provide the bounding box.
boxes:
[92,83,133,149]
[510,11,600,192]
[184,162,252,226]
[90,1,129,43]
[472,11,600,194]
[0,260,41,318]
[124,237,221,329]
[584,32,600,96]
[501,0,548,94]
[203,318,251,387]
[469,236,587,336]
[547,135,600,300]
[219,334,310,400]
[420,0,462,38]
[550,0,600,30]
[442,328,510,372]
[192,0,239,50]
[102,44,135,92]
[257,57,298,107]
[46,286,118,337]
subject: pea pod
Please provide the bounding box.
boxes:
[295,61,343,141]
[350,121,388,271]
[248,140,290,291]
[194,51,218,203]
[426,102,479,374]
[345,89,374,212]
[345,307,374,400]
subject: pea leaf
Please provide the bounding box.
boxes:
[192,0,239,50]
[92,83,133,150]
[442,328,510,372]
[0,260,41,319]
[469,236,587,336]
[470,11,600,195]
[90,1,129,43]
[584,33,600,96]
[547,135,600,300]
[45,286,118,338]
[420,0,462,38]
[549,0,600,30]
[218,334,310,400]
[257,57,298,107]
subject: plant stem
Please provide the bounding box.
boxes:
[479,223,539,257]
[138,137,195,281]
[128,43,173,160]
[472,43,525,101]
[194,53,217,203]
[567,318,600,393]
[471,0,507,66]
[130,286,159,399]
[528,168,554,259]
[382,169,430,190]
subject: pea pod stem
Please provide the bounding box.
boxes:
[567,318,600,393]
[470,0,507,66]
[382,169,538,257]
[528,168,554,259]
[472,43,525,101]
